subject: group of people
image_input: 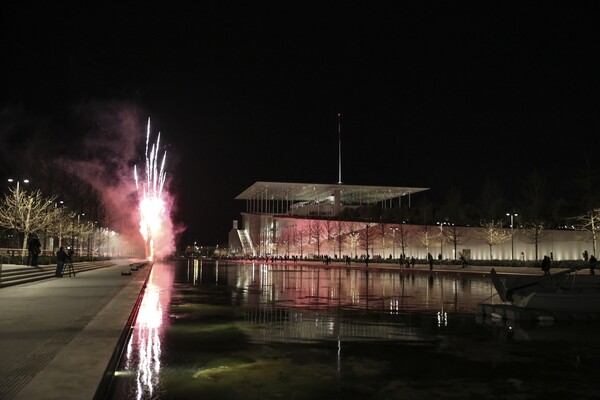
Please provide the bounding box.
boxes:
[27,235,73,277]
[540,252,599,276]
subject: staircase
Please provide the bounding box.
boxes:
[0,260,121,288]
[237,230,256,256]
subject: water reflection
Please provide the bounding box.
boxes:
[110,260,600,399]
[183,260,496,344]
[120,262,174,400]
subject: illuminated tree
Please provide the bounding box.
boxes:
[417,224,433,255]
[376,222,388,258]
[45,207,73,249]
[0,187,59,256]
[475,220,510,260]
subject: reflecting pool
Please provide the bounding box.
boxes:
[108,260,600,399]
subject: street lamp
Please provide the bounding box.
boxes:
[506,213,518,261]
[8,179,30,256]
[7,178,29,196]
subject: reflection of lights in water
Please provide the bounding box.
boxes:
[134,281,162,400]
[193,258,199,285]
[118,266,173,400]
[437,311,448,327]
[389,298,399,314]
[337,338,341,373]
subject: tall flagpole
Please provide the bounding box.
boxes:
[338,113,342,185]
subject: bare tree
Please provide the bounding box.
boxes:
[278,226,294,256]
[394,223,413,258]
[0,187,58,256]
[333,220,347,258]
[308,219,325,257]
[520,223,550,261]
[475,220,510,260]
[323,220,335,257]
[376,222,388,258]
[571,209,600,257]
[476,177,507,222]
[346,221,361,258]
[359,223,377,259]
[444,224,470,260]
[294,225,307,258]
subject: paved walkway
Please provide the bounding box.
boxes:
[0,260,151,400]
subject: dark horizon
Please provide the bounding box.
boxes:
[2,3,599,247]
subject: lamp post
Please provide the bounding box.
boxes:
[506,213,518,261]
[436,221,448,260]
[77,213,85,256]
[54,201,65,248]
[7,178,29,196]
[8,179,30,257]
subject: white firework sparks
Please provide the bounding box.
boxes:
[134,118,167,261]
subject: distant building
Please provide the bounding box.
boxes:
[228,182,591,262]
[229,181,428,257]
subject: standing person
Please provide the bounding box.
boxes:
[55,246,67,277]
[459,253,468,268]
[427,252,434,270]
[28,235,41,266]
[410,256,415,268]
[589,254,597,276]
[541,255,551,276]
[26,235,34,265]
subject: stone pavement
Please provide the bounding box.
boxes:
[0,260,151,400]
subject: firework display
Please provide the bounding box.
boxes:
[134,119,168,261]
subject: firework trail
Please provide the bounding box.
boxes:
[134,118,168,261]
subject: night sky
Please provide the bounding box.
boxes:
[2,2,599,247]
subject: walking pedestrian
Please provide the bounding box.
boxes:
[427,252,434,270]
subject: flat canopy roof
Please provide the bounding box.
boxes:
[235,181,429,204]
